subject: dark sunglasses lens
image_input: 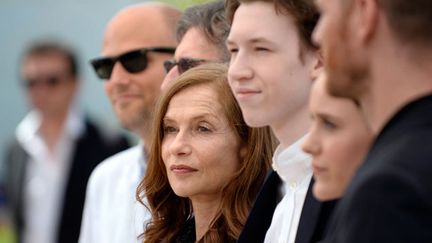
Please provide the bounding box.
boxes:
[163,60,176,73]
[91,58,114,79]
[178,59,204,74]
[120,51,147,73]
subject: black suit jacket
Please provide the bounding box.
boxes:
[2,118,130,243]
[324,95,432,243]
[237,170,337,243]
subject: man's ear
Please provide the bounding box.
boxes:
[311,51,324,82]
[355,0,379,44]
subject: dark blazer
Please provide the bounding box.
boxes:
[2,118,130,243]
[324,95,432,243]
[237,170,337,243]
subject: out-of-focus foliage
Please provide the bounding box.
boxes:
[159,0,212,10]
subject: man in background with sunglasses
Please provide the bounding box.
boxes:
[161,0,230,90]
[79,3,181,243]
[2,40,130,243]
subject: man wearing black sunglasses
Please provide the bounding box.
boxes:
[3,40,130,243]
[160,0,230,90]
[79,3,181,243]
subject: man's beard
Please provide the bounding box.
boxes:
[118,104,152,133]
[323,28,370,101]
[326,59,369,101]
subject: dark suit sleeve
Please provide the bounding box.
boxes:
[237,171,281,243]
[295,179,337,243]
[333,168,432,243]
[1,139,27,241]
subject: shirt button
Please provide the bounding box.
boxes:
[290,182,297,189]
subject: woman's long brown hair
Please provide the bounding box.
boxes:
[136,63,274,242]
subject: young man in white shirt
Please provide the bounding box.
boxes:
[78,3,181,243]
[225,0,336,242]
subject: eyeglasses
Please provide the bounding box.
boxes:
[90,47,176,80]
[163,58,208,75]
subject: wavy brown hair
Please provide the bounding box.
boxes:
[136,63,274,242]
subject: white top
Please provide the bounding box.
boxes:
[16,109,85,243]
[264,137,312,243]
[78,144,151,243]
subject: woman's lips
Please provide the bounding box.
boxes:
[170,164,198,174]
[312,164,327,177]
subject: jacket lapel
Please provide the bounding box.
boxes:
[296,178,338,243]
[237,170,282,243]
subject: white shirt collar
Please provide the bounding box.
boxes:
[264,135,312,243]
[271,135,311,184]
[16,106,85,151]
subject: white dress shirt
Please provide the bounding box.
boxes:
[16,108,85,243]
[78,144,150,243]
[264,137,313,243]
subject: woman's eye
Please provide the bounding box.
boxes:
[197,125,211,133]
[322,119,337,130]
[163,126,177,134]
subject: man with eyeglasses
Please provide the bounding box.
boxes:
[160,0,230,90]
[79,3,181,243]
[2,40,130,243]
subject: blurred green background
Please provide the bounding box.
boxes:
[162,0,212,9]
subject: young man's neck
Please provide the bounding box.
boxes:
[271,107,311,149]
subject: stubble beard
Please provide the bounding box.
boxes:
[117,102,152,135]
[324,20,369,101]
[326,60,369,102]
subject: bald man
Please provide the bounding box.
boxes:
[79,3,181,243]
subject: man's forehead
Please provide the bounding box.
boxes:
[102,35,162,56]
[174,28,220,61]
[228,3,298,45]
[102,7,175,56]
[103,27,166,56]
[23,55,68,75]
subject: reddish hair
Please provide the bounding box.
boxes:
[137,63,274,242]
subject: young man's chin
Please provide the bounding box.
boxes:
[243,112,268,128]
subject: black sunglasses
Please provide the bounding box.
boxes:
[90,47,176,80]
[163,58,208,75]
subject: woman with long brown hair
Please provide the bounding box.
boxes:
[136,63,274,242]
